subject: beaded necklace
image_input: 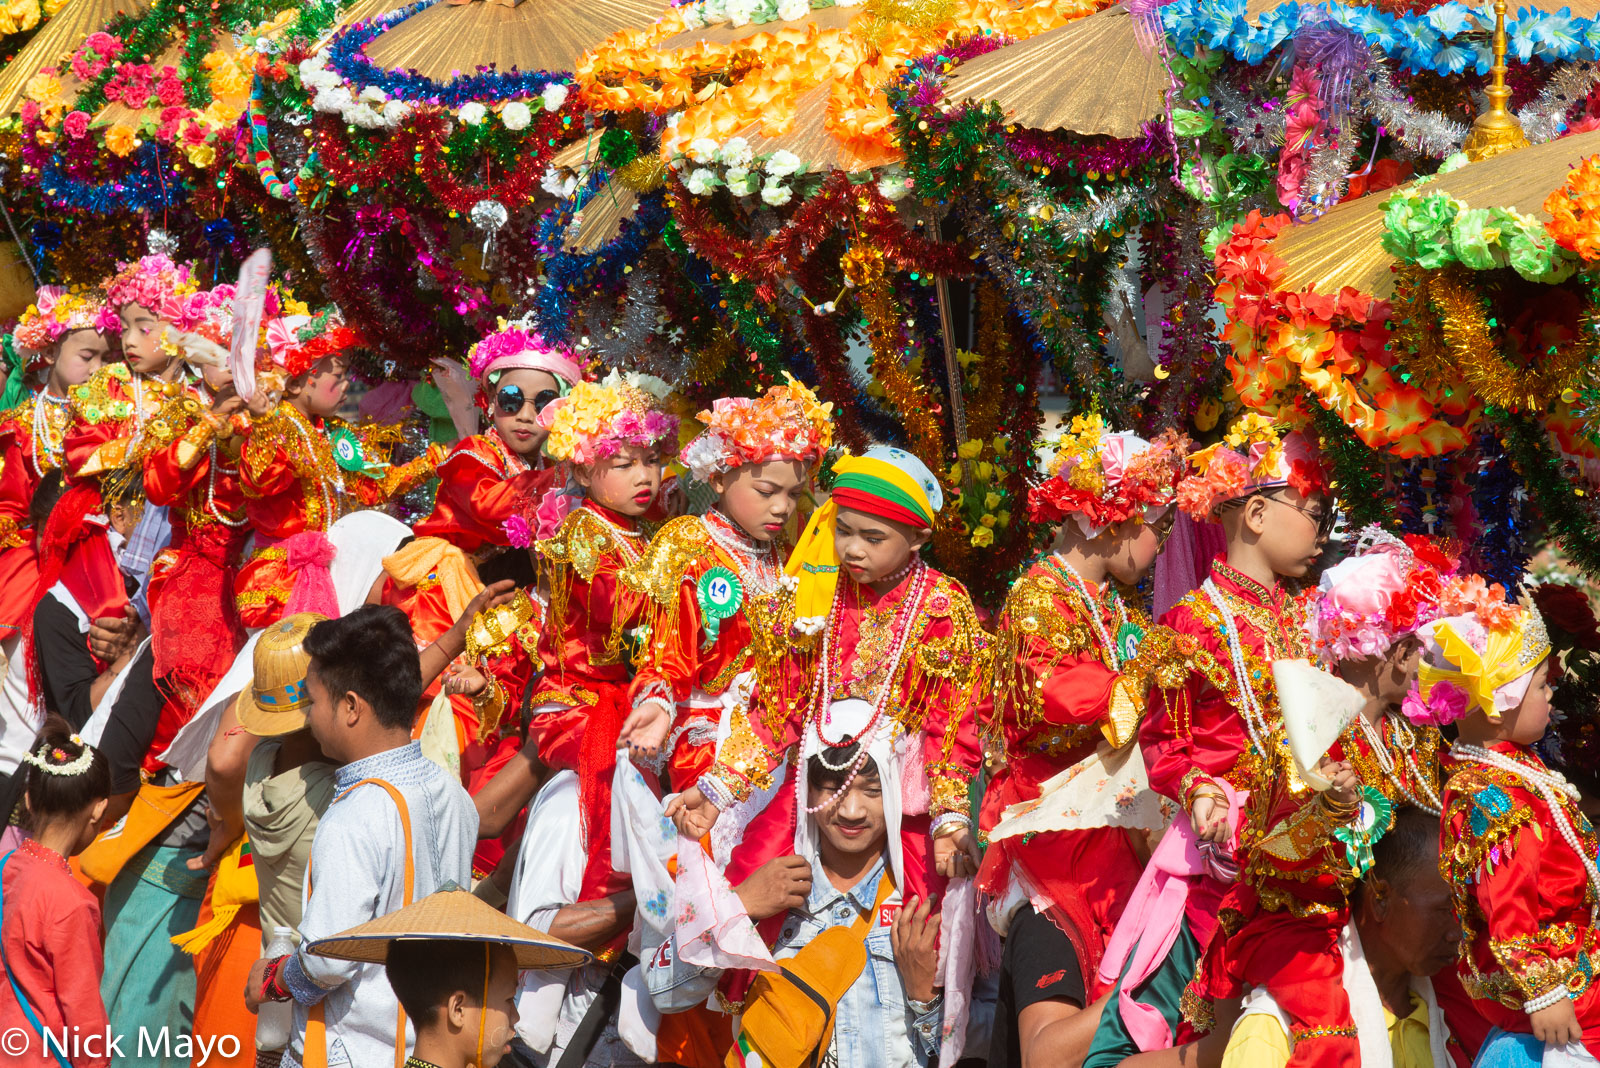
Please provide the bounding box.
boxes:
[29,390,70,474]
[802,562,929,814]
[1202,577,1278,758]
[281,405,347,529]
[1356,713,1441,815]
[704,508,780,594]
[584,503,643,566]
[1452,742,1600,927]
[1045,554,1128,670]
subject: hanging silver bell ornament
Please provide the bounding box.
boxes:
[471,198,508,271]
[147,228,180,258]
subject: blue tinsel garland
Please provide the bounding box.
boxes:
[38,143,187,213]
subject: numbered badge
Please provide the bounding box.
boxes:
[697,566,744,646]
[1114,620,1145,663]
[329,427,366,474]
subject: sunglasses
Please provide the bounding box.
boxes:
[1266,495,1337,538]
[494,384,560,418]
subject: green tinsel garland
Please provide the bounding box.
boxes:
[1305,397,1395,530]
[1490,408,1600,579]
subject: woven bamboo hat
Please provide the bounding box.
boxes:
[237,613,328,738]
[306,888,592,971]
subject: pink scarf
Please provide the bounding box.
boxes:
[282,531,340,618]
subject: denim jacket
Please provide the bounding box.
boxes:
[646,854,942,1068]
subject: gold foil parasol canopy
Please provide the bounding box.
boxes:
[1272,127,1600,301]
[942,4,1165,139]
[0,0,147,116]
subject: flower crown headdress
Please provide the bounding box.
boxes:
[539,368,679,466]
[1308,526,1461,664]
[680,373,835,482]
[1175,413,1330,519]
[467,318,584,391]
[261,306,358,378]
[1028,414,1189,535]
[13,286,118,365]
[104,254,198,320]
[21,735,95,776]
[1404,584,1552,727]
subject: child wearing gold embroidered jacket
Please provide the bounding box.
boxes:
[977,418,1188,1020]
[619,375,833,794]
[1421,599,1600,1058]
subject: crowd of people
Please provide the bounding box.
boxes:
[0,254,1590,1068]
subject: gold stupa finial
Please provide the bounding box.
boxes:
[1462,0,1530,160]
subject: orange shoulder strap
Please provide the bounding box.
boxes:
[302,777,416,1068]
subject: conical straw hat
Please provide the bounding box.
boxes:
[307,889,593,971]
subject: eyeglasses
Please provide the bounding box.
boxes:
[1265,495,1336,538]
[494,384,560,418]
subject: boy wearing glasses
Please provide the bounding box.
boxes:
[978,417,1190,1068]
[1086,415,1340,1067]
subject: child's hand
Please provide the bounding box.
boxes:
[442,664,489,698]
[1531,996,1581,1047]
[1318,758,1359,809]
[617,698,672,760]
[665,785,720,839]
[933,827,981,879]
[1190,791,1229,844]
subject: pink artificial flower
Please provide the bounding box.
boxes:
[62,111,89,139]
[156,78,185,107]
[85,31,120,55]
[180,120,208,147]
[1401,681,1470,727]
[502,513,533,549]
[21,101,40,125]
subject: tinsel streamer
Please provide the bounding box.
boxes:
[860,272,950,471]
[1305,396,1395,529]
[1002,127,1166,175]
[1353,55,1466,159]
[1143,212,1223,433]
[1296,115,1360,220]
[1491,410,1600,579]
[36,143,187,213]
[1517,61,1600,145]
[1206,75,1285,156]
[532,181,667,341]
[1470,430,1529,590]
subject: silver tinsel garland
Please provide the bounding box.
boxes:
[1518,62,1600,144]
[1354,56,1467,159]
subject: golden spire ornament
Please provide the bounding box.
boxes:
[1462,0,1530,160]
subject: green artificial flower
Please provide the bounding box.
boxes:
[1450,207,1509,271]
[1332,786,1393,877]
[1170,108,1214,138]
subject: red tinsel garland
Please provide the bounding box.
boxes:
[311,109,568,214]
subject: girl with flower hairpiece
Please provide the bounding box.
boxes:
[977,417,1189,1064]
[1087,415,1337,1068]
[499,368,679,1061]
[235,309,446,629]
[0,715,112,1068]
[617,373,833,794]
[379,321,581,828]
[0,287,117,719]
[1416,596,1600,1061]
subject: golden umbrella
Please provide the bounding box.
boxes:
[942,4,1166,139]
[0,0,148,117]
[360,0,670,78]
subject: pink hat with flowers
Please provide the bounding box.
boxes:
[104,254,197,321]
[468,319,583,392]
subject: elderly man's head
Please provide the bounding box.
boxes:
[1352,806,1460,979]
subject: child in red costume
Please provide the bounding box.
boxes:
[670,445,991,1064]
[979,417,1188,1065]
[1085,415,1334,1067]
[620,374,834,794]
[1420,597,1600,1061]
[235,309,443,628]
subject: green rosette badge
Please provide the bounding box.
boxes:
[329,427,368,475]
[1114,620,1144,663]
[697,566,744,646]
[1333,785,1393,877]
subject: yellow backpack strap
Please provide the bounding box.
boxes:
[302,777,416,1068]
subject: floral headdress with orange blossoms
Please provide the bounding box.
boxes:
[103,254,198,320]
[1404,588,1551,727]
[169,283,285,368]
[260,307,359,379]
[1028,413,1189,536]
[679,373,834,482]
[12,286,118,365]
[1307,526,1461,665]
[1175,412,1330,519]
[538,368,678,467]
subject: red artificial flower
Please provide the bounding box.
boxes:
[156,77,185,107]
[1534,583,1600,651]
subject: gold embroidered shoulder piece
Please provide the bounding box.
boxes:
[1441,765,1538,885]
[67,364,136,426]
[143,394,206,450]
[537,506,626,583]
[620,514,711,607]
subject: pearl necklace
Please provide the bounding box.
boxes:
[1358,713,1442,816]
[204,443,249,528]
[29,390,69,475]
[1049,554,1128,670]
[1203,578,1276,758]
[703,509,780,594]
[802,562,929,814]
[284,408,344,527]
[586,504,643,565]
[1452,742,1600,925]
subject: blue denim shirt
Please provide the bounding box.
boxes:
[646,853,942,1068]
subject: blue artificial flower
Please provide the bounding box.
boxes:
[1357,9,1400,52]
[1532,10,1580,55]
[1432,39,1473,73]
[1508,17,1540,61]
[1426,2,1472,35]
[1472,40,1497,72]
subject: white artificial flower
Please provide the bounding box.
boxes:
[666,111,683,129]
[542,83,569,112]
[877,168,910,201]
[541,166,578,198]
[717,136,753,169]
[763,149,802,177]
[458,101,488,125]
[701,0,727,21]
[760,179,793,206]
[316,86,354,114]
[726,0,760,26]
[724,167,758,196]
[382,99,411,125]
[777,0,809,19]
[358,85,387,105]
[685,167,722,196]
[501,101,532,130]
[688,137,720,164]
[348,104,384,129]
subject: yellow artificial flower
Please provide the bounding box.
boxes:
[991,436,1009,456]
[997,510,1011,528]
[976,461,993,481]
[983,492,1002,511]
[956,438,983,460]
[979,514,997,528]
[970,526,995,548]
[185,142,216,169]
[104,124,137,157]
[0,0,40,36]
[1194,396,1223,432]
[24,72,61,104]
